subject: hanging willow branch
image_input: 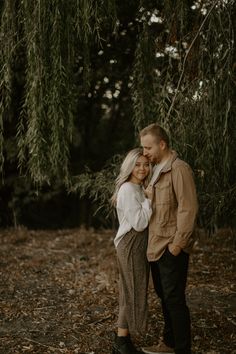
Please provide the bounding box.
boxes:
[132,20,163,133]
[166,0,218,119]
[0,0,118,184]
[75,0,117,90]
[0,0,19,175]
[0,0,235,230]
[131,0,235,229]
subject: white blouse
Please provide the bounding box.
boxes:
[114,181,152,248]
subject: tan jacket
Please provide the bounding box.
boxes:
[147,151,198,261]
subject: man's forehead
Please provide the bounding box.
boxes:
[141,134,158,145]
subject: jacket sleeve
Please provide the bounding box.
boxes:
[171,163,198,249]
[118,185,152,232]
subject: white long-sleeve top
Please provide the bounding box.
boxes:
[114,181,152,248]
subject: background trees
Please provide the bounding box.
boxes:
[0,0,235,231]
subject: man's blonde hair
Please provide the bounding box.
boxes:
[139,123,170,147]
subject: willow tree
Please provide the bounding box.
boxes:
[0,0,235,230]
[0,0,117,184]
[131,0,236,229]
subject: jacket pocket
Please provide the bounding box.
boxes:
[155,181,171,204]
[155,203,170,225]
[154,181,171,225]
[156,224,176,237]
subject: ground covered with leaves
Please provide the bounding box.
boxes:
[0,227,235,354]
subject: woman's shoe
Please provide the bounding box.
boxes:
[112,335,143,354]
[126,335,143,353]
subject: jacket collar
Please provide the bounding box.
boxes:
[151,150,178,185]
[161,150,178,173]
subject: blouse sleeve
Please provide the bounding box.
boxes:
[117,184,152,232]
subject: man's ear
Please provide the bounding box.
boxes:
[159,139,166,150]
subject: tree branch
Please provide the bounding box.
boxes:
[167,0,219,119]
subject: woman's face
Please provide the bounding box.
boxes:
[129,155,150,184]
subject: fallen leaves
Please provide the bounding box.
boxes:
[0,227,235,353]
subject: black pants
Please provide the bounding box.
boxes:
[150,248,191,354]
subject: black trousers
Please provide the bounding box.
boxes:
[150,248,191,354]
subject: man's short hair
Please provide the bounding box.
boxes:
[139,123,170,147]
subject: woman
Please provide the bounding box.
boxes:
[111,148,152,354]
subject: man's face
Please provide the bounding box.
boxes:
[140,134,164,164]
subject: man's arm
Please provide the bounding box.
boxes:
[169,162,198,255]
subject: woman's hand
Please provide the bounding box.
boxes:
[144,185,153,200]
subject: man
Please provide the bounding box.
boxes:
[140,123,198,354]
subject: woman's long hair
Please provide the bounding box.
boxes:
[111,148,151,206]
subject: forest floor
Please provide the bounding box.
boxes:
[0,227,235,354]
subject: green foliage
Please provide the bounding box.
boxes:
[69,154,123,223]
[0,0,118,184]
[131,0,236,230]
[132,22,158,132]
[0,0,235,231]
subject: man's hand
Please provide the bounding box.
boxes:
[168,243,181,256]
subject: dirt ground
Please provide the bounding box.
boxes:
[0,227,235,354]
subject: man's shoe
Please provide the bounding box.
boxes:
[141,341,174,354]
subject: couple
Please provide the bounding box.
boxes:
[111,123,198,354]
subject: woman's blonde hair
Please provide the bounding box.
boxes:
[111,148,151,206]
